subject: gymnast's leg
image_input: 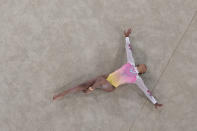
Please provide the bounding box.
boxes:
[53,75,109,100]
[85,76,115,93]
[53,77,99,100]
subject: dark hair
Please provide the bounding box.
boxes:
[136,64,147,75]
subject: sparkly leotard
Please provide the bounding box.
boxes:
[105,37,157,104]
[106,63,138,88]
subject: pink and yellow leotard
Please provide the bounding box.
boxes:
[106,63,138,88]
[105,37,157,104]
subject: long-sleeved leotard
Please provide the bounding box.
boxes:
[125,37,157,104]
[106,37,157,104]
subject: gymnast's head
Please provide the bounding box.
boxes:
[136,64,147,74]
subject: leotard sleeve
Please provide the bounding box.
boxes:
[135,76,157,104]
[125,37,135,65]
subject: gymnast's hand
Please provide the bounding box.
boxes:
[155,103,163,109]
[124,28,132,37]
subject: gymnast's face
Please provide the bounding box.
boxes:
[137,64,147,74]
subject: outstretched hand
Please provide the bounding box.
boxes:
[124,28,132,37]
[155,103,163,109]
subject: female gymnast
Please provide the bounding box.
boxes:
[53,28,163,109]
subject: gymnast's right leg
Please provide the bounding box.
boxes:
[53,76,102,100]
